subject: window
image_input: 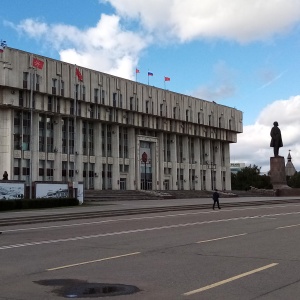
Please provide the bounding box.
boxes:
[61,80,64,96]
[46,117,54,152]
[46,160,54,180]
[19,91,24,107]
[70,100,74,115]
[94,88,99,103]
[69,119,75,154]
[22,160,30,176]
[39,115,45,152]
[77,102,81,116]
[130,97,134,110]
[62,118,67,154]
[69,162,74,178]
[48,96,52,111]
[35,74,40,91]
[56,98,60,113]
[119,94,123,108]
[113,93,117,107]
[13,158,21,179]
[39,160,45,179]
[101,89,105,104]
[82,85,86,101]
[62,161,67,178]
[23,72,29,89]
[52,79,57,94]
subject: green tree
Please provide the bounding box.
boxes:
[231,164,272,190]
[287,172,300,188]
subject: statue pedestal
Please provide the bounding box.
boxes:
[270,156,289,189]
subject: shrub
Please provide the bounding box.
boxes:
[0,198,79,211]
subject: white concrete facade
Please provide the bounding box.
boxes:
[0,48,243,191]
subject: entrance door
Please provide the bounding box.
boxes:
[140,141,152,190]
[120,178,126,190]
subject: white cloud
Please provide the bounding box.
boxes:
[231,95,300,172]
[192,61,236,101]
[13,15,149,79]
[9,0,300,79]
[102,0,300,43]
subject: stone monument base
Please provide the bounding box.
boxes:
[270,156,290,190]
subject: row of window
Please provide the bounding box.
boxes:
[21,73,238,129]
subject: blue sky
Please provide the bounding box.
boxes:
[1,0,300,172]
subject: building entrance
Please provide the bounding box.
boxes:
[140,141,152,190]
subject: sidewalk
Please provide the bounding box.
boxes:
[1,196,300,221]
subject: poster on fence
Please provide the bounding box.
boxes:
[35,183,69,199]
[0,182,25,200]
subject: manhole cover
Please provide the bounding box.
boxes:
[35,279,140,298]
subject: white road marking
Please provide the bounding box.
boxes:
[0,212,296,250]
[183,263,278,296]
[196,233,247,243]
[276,223,300,229]
[47,252,141,271]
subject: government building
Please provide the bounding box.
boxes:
[0,48,243,191]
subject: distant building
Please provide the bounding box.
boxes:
[230,163,246,174]
[0,47,243,191]
[285,150,296,177]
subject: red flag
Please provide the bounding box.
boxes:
[136,68,140,73]
[76,67,83,81]
[164,77,170,81]
[32,57,44,69]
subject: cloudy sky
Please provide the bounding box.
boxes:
[1,0,300,172]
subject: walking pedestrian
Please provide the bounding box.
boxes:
[212,189,221,210]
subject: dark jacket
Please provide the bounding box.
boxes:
[212,191,219,201]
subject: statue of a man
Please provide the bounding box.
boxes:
[270,121,283,157]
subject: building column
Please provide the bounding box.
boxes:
[204,140,212,190]
[74,119,83,183]
[128,128,136,190]
[194,138,201,190]
[224,143,231,190]
[111,125,119,190]
[53,117,62,181]
[170,134,177,190]
[214,141,222,190]
[94,122,102,189]
[157,132,164,190]
[182,136,189,190]
[31,112,39,182]
[0,109,13,177]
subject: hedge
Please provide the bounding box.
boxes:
[0,198,79,211]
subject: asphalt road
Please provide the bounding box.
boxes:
[1,201,300,299]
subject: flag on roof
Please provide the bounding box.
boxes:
[32,57,44,69]
[76,67,83,81]
[0,40,7,53]
[164,77,170,81]
[136,68,140,73]
[148,72,153,76]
